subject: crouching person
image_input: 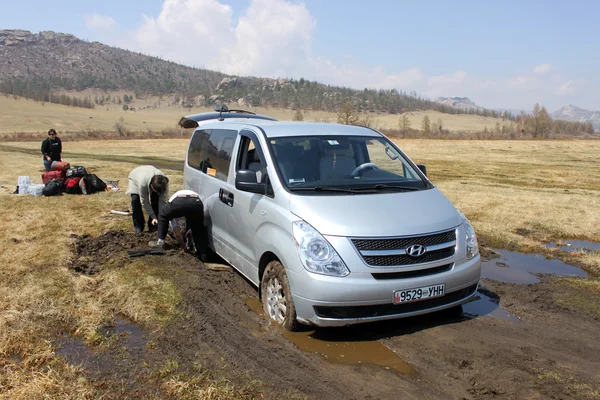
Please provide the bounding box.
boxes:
[149,190,208,261]
[126,165,169,234]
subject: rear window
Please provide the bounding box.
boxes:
[187,129,238,181]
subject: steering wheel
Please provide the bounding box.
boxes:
[351,162,379,177]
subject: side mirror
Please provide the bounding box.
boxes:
[417,164,427,177]
[235,170,266,194]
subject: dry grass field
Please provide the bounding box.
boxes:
[0,94,508,135]
[0,138,599,398]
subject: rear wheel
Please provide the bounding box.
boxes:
[261,261,299,331]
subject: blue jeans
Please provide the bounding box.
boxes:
[43,159,52,172]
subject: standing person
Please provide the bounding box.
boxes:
[126,166,169,234]
[148,189,208,261]
[41,129,62,171]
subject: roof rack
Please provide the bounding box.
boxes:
[178,104,276,129]
[213,104,256,120]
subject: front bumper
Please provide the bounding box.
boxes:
[289,254,481,327]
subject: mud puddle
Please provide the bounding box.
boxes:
[546,240,600,254]
[245,298,415,375]
[103,315,147,350]
[56,315,147,371]
[482,249,588,284]
[462,288,521,323]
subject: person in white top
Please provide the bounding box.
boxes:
[148,189,208,261]
[125,165,169,233]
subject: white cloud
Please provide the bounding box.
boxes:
[113,0,424,91]
[479,80,497,89]
[507,75,533,89]
[82,0,596,111]
[557,80,575,95]
[533,63,556,75]
[425,71,468,97]
[85,14,117,30]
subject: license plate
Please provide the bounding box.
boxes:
[394,284,445,304]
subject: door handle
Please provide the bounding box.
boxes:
[218,188,234,207]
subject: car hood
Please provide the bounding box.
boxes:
[289,188,461,237]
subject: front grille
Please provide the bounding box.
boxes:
[352,230,456,251]
[363,247,455,266]
[371,263,453,280]
[314,284,477,319]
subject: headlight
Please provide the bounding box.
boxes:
[460,213,479,259]
[292,221,350,277]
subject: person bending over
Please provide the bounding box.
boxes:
[41,129,62,171]
[126,165,169,233]
[149,189,208,261]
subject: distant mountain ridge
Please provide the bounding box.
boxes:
[0,29,509,118]
[551,105,600,129]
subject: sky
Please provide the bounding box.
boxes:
[2,0,599,111]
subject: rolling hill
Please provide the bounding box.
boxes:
[0,29,507,119]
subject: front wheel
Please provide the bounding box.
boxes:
[261,261,299,331]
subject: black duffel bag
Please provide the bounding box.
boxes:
[80,174,107,194]
[66,166,88,178]
[42,179,65,196]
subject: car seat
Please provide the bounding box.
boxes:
[319,142,356,180]
[275,143,299,184]
[247,149,266,183]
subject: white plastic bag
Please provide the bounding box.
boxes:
[29,184,45,197]
[18,184,31,195]
[17,176,31,186]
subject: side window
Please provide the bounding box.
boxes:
[187,129,211,172]
[237,135,273,193]
[187,128,237,182]
[205,129,238,181]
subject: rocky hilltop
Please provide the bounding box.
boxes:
[551,105,600,130]
[435,97,485,112]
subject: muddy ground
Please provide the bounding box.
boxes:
[65,231,600,399]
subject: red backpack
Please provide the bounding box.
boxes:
[42,171,64,184]
[65,177,82,194]
[51,161,70,174]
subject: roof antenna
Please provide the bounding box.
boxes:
[214,104,229,121]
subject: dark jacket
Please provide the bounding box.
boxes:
[41,137,62,161]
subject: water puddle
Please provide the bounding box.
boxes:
[482,249,587,284]
[56,315,146,369]
[462,289,521,323]
[245,298,415,375]
[546,240,600,254]
[110,315,147,351]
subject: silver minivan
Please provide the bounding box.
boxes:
[182,109,480,330]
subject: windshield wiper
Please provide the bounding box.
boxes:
[289,186,362,194]
[353,184,420,192]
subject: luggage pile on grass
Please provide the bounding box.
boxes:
[18,161,117,197]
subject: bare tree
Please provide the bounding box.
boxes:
[337,101,359,125]
[421,115,431,135]
[530,103,552,138]
[292,108,304,121]
[399,114,411,137]
[436,118,444,134]
[358,114,375,128]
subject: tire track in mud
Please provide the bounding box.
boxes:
[71,232,600,399]
[158,260,432,399]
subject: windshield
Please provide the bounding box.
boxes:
[268,136,430,193]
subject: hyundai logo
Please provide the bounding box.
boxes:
[406,244,426,257]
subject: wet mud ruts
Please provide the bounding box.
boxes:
[65,232,600,399]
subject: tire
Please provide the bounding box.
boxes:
[261,261,299,331]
